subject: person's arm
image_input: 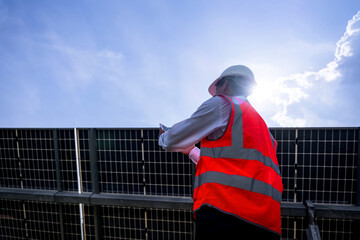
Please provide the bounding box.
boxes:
[158,96,230,156]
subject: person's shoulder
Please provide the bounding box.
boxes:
[203,95,228,105]
[196,95,230,113]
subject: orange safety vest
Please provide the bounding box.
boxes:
[193,95,283,235]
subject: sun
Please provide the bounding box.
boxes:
[248,81,276,106]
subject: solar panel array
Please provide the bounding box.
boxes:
[271,128,359,239]
[271,128,359,205]
[0,127,359,239]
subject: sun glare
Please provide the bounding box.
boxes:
[249,82,275,106]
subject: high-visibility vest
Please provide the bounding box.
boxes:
[193,95,283,235]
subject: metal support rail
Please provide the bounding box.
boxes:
[304,200,321,240]
[1,188,360,220]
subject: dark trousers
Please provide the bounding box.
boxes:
[195,206,280,240]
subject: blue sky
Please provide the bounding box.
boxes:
[0,0,359,128]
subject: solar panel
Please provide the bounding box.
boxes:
[142,129,193,197]
[101,206,145,239]
[296,128,358,204]
[0,199,26,239]
[281,216,356,240]
[271,128,296,202]
[147,208,193,240]
[281,216,306,240]
[97,129,144,194]
[22,201,61,239]
[317,217,355,240]
[0,199,92,240]
[58,129,78,192]
[0,129,19,188]
[17,129,57,190]
[95,129,194,197]
[62,203,82,239]
[78,129,92,192]
[83,205,96,240]
[0,127,359,239]
[271,128,358,205]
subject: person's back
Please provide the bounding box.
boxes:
[159,65,283,239]
[194,95,282,239]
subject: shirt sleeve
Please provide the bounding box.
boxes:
[158,96,230,152]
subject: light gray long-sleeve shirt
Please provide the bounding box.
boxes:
[158,95,247,162]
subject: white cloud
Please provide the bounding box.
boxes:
[272,10,360,127]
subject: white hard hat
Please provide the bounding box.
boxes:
[208,65,256,96]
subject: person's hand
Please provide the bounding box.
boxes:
[180,145,195,155]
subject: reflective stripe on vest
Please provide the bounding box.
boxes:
[194,171,282,203]
[200,147,281,176]
[193,95,283,235]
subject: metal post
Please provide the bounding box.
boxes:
[74,128,86,240]
[305,200,321,240]
[74,128,83,194]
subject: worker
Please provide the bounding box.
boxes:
[158,65,283,240]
